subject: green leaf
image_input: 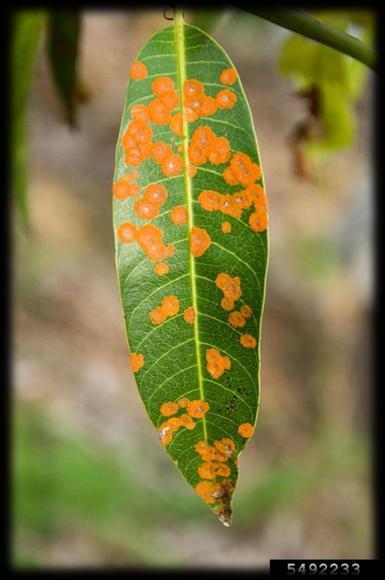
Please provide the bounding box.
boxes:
[112,13,268,525]
[47,10,81,126]
[11,10,45,223]
[279,12,369,158]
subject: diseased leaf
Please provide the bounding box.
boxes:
[11,10,45,222]
[112,14,268,525]
[47,10,81,126]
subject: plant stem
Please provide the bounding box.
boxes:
[242,8,376,70]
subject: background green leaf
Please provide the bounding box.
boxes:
[47,10,81,126]
[113,15,268,525]
[279,11,371,161]
[11,10,45,223]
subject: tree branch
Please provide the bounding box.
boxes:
[239,8,376,71]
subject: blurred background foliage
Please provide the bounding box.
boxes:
[12,8,373,569]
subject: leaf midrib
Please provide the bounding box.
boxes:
[174,12,207,442]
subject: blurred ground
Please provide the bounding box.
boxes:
[12,10,373,569]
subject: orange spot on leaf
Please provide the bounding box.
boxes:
[170,205,188,225]
[190,226,211,257]
[220,68,237,85]
[215,272,242,311]
[136,224,174,261]
[151,141,172,164]
[179,413,196,430]
[195,480,222,505]
[160,401,179,417]
[249,207,268,233]
[134,198,159,220]
[113,175,140,200]
[240,334,257,348]
[116,222,137,244]
[130,60,147,80]
[187,399,209,419]
[152,76,175,96]
[130,103,149,122]
[206,348,231,379]
[221,221,232,234]
[228,311,246,328]
[183,306,195,325]
[130,353,144,373]
[216,88,237,109]
[240,304,252,318]
[154,262,169,276]
[161,154,183,177]
[238,422,254,437]
[148,98,171,125]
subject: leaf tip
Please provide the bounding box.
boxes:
[214,503,233,527]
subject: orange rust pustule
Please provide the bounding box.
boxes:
[216,88,237,110]
[116,222,137,244]
[134,199,159,220]
[220,68,237,85]
[145,183,168,206]
[122,119,153,167]
[206,347,231,379]
[187,400,209,419]
[158,424,173,445]
[152,76,175,96]
[198,190,247,219]
[136,224,174,261]
[188,126,230,167]
[171,205,188,225]
[183,306,195,325]
[130,353,144,373]
[151,141,172,164]
[179,413,196,430]
[240,333,257,349]
[223,152,261,187]
[238,422,254,437]
[215,272,242,311]
[160,401,179,417]
[130,60,147,80]
[190,226,212,257]
[228,311,246,328]
[194,480,222,505]
[148,98,172,125]
[195,441,227,463]
[154,262,169,276]
[169,112,184,136]
[198,462,229,480]
[221,221,232,234]
[240,304,252,318]
[160,90,179,110]
[130,103,149,122]
[178,397,190,408]
[249,207,268,233]
[113,174,140,200]
[149,294,180,325]
[213,438,236,458]
[161,154,183,177]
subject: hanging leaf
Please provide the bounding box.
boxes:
[11,10,45,223]
[112,13,268,525]
[47,10,81,126]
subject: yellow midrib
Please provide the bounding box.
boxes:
[174,13,207,442]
